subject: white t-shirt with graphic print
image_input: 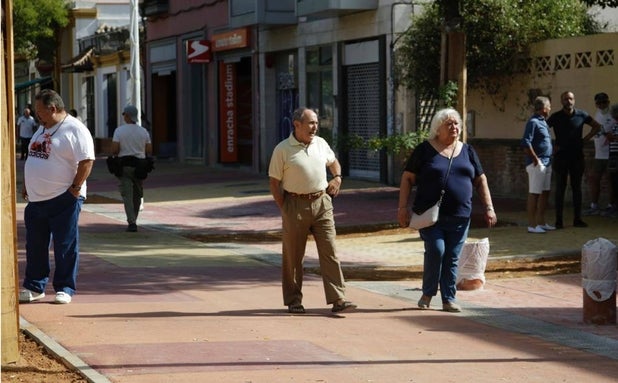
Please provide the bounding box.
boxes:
[24,114,95,202]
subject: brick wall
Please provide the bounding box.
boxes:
[470,139,613,207]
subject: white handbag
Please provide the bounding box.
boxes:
[409,196,442,229]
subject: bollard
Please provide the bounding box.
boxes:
[581,238,617,325]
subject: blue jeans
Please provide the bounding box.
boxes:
[23,191,84,296]
[419,216,470,303]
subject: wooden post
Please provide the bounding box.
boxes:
[447,31,467,142]
[1,0,21,365]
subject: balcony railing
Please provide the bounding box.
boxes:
[78,28,130,55]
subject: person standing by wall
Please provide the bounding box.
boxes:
[16,107,38,160]
[521,96,555,234]
[583,92,614,216]
[604,103,618,218]
[397,108,497,313]
[19,89,95,304]
[268,107,356,314]
[111,105,152,232]
[547,91,602,229]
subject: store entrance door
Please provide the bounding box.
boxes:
[151,71,177,158]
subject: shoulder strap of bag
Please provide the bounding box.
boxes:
[437,143,456,205]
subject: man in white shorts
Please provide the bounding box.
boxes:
[521,96,555,234]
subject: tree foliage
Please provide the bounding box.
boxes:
[396,0,604,98]
[12,0,69,60]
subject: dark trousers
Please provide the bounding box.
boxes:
[20,137,30,159]
[118,166,143,225]
[553,152,585,223]
[23,191,84,295]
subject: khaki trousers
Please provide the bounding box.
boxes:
[118,166,143,225]
[281,194,346,306]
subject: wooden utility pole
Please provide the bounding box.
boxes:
[447,31,467,142]
[1,0,21,364]
[439,0,467,142]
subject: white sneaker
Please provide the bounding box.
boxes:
[19,289,45,303]
[54,292,72,304]
[527,225,546,234]
[540,223,556,231]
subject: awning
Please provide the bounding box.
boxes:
[14,76,53,92]
[61,47,95,73]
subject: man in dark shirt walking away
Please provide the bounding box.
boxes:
[547,91,602,229]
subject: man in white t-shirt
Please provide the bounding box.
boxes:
[584,92,614,215]
[111,105,152,232]
[20,89,95,305]
[16,107,38,160]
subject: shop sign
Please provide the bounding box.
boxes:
[212,28,249,52]
[219,62,237,162]
[187,40,212,63]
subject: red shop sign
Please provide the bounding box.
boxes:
[219,62,237,162]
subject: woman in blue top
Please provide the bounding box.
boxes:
[397,108,497,312]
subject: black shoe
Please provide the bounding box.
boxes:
[126,223,138,232]
[573,219,588,228]
[555,221,563,229]
[287,304,305,314]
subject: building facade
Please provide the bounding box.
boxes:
[141,0,416,182]
[139,1,616,201]
[60,0,135,143]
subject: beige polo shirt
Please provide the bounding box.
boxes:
[268,133,336,194]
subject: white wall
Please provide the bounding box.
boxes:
[589,6,618,32]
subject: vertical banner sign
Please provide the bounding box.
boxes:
[219,62,237,162]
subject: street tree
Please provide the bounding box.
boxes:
[396,0,606,100]
[12,0,68,61]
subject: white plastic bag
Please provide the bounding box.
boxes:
[457,237,490,287]
[581,238,617,302]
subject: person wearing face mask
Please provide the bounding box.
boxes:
[268,107,356,315]
[547,91,602,229]
[583,92,614,216]
[397,108,497,313]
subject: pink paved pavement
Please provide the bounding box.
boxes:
[14,158,618,383]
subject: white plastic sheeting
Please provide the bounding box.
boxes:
[457,237,490,285]
[581,238,617,302]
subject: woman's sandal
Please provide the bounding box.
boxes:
[288,304,306,314]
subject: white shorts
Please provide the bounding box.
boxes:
[526,163,552,194]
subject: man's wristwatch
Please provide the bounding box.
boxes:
[71,184,81,191]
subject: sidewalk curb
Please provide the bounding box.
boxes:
[19,317,111,383]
